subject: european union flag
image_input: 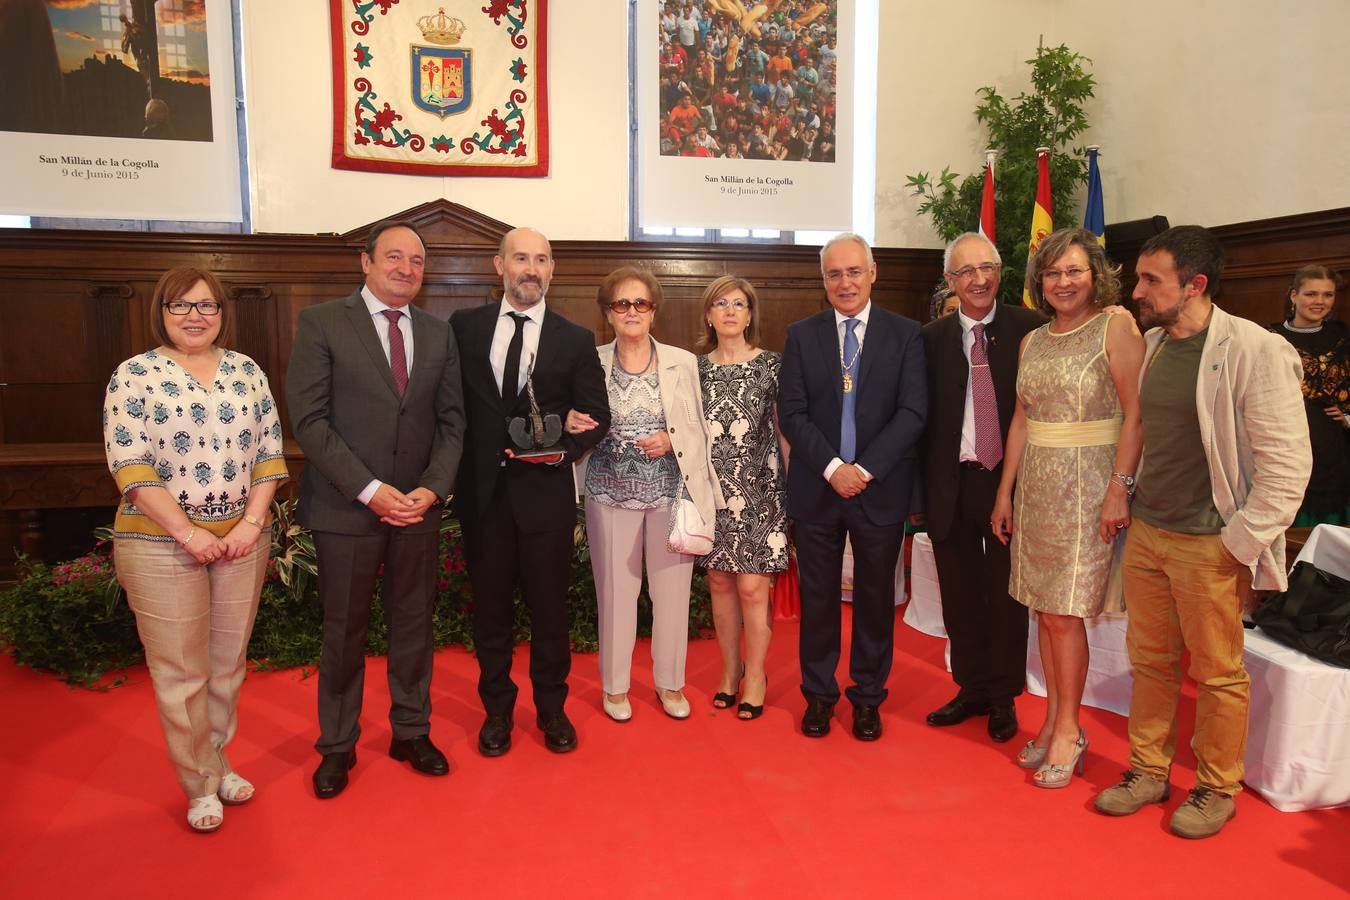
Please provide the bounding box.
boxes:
[1083,147,1106,246]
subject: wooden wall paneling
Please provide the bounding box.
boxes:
[2,384,108,443]
[225,283,279,381]
[1108,207,1350,327]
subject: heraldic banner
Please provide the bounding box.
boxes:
[329,1,549,176]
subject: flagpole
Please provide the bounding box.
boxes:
[978,148,998,244]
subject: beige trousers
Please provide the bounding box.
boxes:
[115,535,268,799]
[585,498,693,695]
[1122,519,1252,795]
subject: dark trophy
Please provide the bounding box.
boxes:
[507,354,563,459]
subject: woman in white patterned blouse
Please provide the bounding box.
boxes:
[102,266,288,832]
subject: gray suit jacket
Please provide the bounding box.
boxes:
[287,290,465,535]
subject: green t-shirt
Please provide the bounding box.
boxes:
[1132,329,1224,534]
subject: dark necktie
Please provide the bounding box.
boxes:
[382,309,408,397]
[970,322,1002,469]
[501,312,528,401]
[840,318,860,462]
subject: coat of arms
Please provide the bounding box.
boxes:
[411,8,472,117]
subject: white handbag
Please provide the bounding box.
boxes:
[667,496,714,556]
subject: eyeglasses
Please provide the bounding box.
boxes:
[608,299,655,314]
[824,267,868,284]
[1041,266,1091,283]
[711,297,749,311]
[163,300,222,316]
[947,263,1001,281]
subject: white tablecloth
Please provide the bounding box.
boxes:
[1243,628,1350,811]
[1242,524,1350,812]
[902,533,945,636]
[901,533,952,671]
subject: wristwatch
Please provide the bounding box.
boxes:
[1111,472,1136,494]
[242,513,265,528]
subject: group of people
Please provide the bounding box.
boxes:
[659,1,838,162]
[103,220,1314,842]
[919,226,1308,839]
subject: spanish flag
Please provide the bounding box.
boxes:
[1022,148,1053,308]
[1083,146,1106,246]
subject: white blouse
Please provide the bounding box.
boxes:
[103,349,289,541]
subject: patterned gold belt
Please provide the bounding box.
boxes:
[1025,414,1122,448]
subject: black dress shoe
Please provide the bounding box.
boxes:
[988,702,1018,743]
[801,698,834,738]
[536,710,578,753]
[852,704,882,741]
[389,735,449,776]
[478,712,514,757]
[925,695,992,727]
[312,749,356,799]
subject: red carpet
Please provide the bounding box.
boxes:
[1,612,1346,899]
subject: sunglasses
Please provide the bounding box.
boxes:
[608,299,656,313]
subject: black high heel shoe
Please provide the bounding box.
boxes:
[738,675,767,720]
[712,666,744,710]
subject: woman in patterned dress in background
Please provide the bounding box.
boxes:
[697,276,790,720]
[1268,265,1350,525]
[991,229,1144,788]
[103,266,288,832]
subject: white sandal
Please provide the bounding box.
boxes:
[217,772,254,805]
[187,794,223,833]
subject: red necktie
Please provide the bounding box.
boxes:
[382,309,408,397]
[970,322,1002,469]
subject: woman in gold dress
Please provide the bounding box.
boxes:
[991,228,1145,789]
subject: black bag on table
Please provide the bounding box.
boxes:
[1252,560,1350,668]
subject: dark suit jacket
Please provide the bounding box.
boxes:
[920,304,1045,542]
[778,305,927,527]
[287,290,465,535]
[449,303,609,533]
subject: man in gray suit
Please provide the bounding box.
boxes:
[287,220,465,799]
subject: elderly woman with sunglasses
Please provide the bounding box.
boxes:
[570,266,723,722]
[103,266,288,831]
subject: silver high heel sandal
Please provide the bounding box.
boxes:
[1016,740,1049,769]
[1033,729,1088,789]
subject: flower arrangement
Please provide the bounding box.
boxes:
[0,500,712,686]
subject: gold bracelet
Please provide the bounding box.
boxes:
[242,513,264,528]
[177,526,196,546]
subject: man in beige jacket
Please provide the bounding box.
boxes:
[1093,226,1309,838]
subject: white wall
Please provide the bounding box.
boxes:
[1065,0,1350,230]
[873,0,1350,249]
[242,0,630,238]
[873,0,1056,249]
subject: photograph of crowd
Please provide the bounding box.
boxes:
[657,1,838,162]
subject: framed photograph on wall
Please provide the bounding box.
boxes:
[637,0,854,231]
[0,0,242,222]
